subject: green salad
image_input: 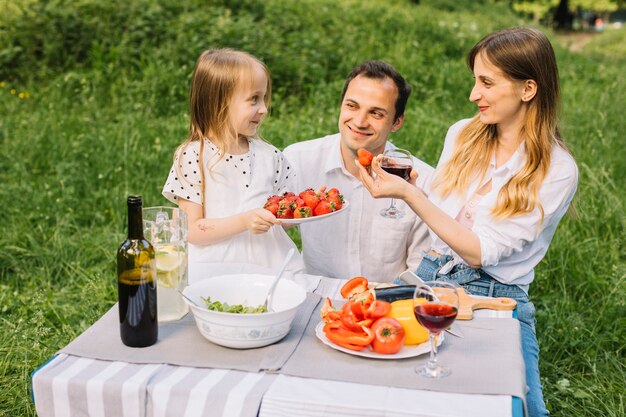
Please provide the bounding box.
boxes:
[202,296,268,314]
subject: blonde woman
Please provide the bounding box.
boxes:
[358,28,578,416]
[162,48,304,277]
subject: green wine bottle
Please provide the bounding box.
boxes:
[117,195,158,347]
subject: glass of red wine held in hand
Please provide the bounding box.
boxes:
[379,149,413,219]
[413,281,459,378]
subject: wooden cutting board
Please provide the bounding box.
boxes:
[456,288,517,320]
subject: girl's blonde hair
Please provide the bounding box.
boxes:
[433,27,572,221]
[175,48,271,208]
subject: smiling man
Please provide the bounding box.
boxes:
[284,60,433,282]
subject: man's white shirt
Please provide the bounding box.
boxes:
[284,133,434,282]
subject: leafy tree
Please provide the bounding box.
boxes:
[511,0,620,28]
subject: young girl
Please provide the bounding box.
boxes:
[162,48,304,278]
[358,28,578,416]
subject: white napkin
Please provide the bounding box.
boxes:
[260,375,512,417]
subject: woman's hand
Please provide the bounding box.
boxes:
[243,208,280,234]
[355,155,418,200]
[357,156,482,267]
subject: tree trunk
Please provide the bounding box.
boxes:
[553,0,573,30]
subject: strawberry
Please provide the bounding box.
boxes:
[295,197,306,209]
[264,201,280,216]
[357,148,374,167]
[263,195,282,216]
[294,206,312,218]
[277,203,294,219]
[313,200,336,216]
[327,193,343,211]
[300,191,321,210]
[325,188,344,210]
[298,188,315,199]
[281,194,297,207]
[278,195,299,219]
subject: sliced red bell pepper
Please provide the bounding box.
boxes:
[340,276,369,299]
[354,290,375,305]
[321,297,334,316]
[320,297,342,323]
[342,300,365,321]
[326,338,369,351]
[340,312,374,332]
[362,300,392,320]
[323,321,374,348]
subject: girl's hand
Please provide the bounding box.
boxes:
[355,155,417,200]
[244,208,280,234]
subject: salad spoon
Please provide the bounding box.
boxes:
[263,248,296,312]
[177,288,202,308]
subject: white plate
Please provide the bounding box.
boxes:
[315,321,443,360]
[279,201,349,224]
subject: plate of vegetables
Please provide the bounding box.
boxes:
[315,276,442,359]
[315,321,440,360]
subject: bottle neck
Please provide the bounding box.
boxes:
[127,203,144,240]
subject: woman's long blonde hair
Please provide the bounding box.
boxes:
[174,48,271,208]
[433,27,571,221]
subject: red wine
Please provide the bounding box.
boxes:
[117,196,158,347]
[382,164,411,180]
[414,303,458,333]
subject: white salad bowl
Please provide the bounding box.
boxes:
[182,274,307,349]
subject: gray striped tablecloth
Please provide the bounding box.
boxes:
[32,353,276,417]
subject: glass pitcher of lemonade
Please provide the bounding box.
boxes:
[143,206,189,322]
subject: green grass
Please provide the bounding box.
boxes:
[1,1,624,416]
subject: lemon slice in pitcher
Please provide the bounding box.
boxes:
[155,246,182,288]
[156,246,181,271]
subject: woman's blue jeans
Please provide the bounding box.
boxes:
[414,253,549,417]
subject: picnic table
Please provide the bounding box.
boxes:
[32,272,526,417]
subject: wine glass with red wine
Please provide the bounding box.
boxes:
[379,148,413,219]
[413,281,459,378]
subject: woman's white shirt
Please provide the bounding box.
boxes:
[428,118,578,290]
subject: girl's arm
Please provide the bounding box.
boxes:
[179,199,280,246]
[356,156,482,267]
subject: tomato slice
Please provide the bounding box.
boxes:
[370,317,406,354]
[340,277,369,299]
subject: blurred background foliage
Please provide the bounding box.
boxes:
[0,1,624,416]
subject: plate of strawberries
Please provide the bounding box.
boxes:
[263,187,349,224]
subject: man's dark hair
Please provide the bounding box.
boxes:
[340,60,411,122]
